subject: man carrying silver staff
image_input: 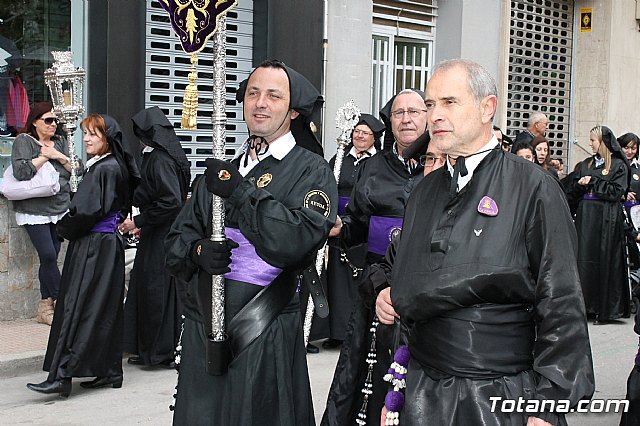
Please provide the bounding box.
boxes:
[323,89,427,425]
[165,59,337,426]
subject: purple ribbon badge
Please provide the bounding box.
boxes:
[477,196,499,216]
[157,0,238,53]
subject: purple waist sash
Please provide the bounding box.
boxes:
[368,216,403,256]
[582,193,600,201]
[224,227,283,287]
[91,211,120,233]
[625,200,640,209]
[338,196,350,216]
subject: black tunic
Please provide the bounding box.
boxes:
[165,144,337,426]
[323,148,423,425]
[324,151,372,341]
[123,148,186,365]
[567,156,630,321]
[44,155,128,381]
[392,150,594,426]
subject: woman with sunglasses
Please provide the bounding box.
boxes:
[10,102,75,325]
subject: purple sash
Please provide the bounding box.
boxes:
[91,211,120,233]
[625,200,639,209]
[338,196,350,216]
[368,216,403,256]
[582,193,600,201]
[224,228,282,287]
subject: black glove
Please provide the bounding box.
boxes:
[204,158,242,198]
[191,238,240,275]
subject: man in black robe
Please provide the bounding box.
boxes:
[385,59,594,425]
[121,106,191,367]
[165,60,336,426]
[322,89,426,425]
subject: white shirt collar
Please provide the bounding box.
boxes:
[238,132,296,176]
[142,146,154,154]
[447,135,500,192]
[85,152,112,171]
[631,159,640,168]
[348,145,377,164]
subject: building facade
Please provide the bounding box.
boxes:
[1,0,639,319]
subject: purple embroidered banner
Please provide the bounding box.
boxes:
[338,196,350,216]
[157,0,238,53]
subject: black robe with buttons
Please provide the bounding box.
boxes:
[391,149,594,425]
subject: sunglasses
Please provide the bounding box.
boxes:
[39,117,59,126]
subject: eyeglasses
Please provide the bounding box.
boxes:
[39,117,59,126]
[391,108,428,119]
[353,129,373,137]
[419,153,445,167]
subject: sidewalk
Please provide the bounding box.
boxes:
[0,318,50,378]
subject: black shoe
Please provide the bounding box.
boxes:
[322,339,343,349]
[27,379,71,397]
[306,343,320,354]
[80,376,123,389]
[127,356,144,365]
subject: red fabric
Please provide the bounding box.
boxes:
[6,75,29,129]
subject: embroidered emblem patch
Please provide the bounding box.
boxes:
[477,196,498,217]
[388,226,402,242]
[256,173,272,188]
[473,229,483,237]
[218,170,231,181]
[634,174,639,181]
[303,190,331,218]
[602,169,609,176]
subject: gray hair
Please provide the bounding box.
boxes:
[431,59,497,104]
[527,111,547,126]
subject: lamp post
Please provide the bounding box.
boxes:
[44,51,85,192]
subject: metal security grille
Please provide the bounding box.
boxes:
[507,0,574,162]
[145,0,253,178]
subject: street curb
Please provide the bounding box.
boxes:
[0,351,44,378]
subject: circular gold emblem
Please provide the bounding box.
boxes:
[303,190,331,218]
[634,174,639,181]
[602,169,609,176]
[257,173,273,188]
[218,170,231,181]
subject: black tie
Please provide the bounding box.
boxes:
[450,156,468,195]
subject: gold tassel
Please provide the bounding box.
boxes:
[181,53,198,130]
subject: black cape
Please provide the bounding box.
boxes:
[391,150,594,425]
[123,108,189,365]
[566,155,630,321]
[165,143,337,426]
[323,148,424,425]
[43,153,131,380]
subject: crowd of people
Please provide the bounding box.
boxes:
[10,58,640,425]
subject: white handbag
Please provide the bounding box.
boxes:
[0,161,60,200]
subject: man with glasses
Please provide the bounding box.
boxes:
[323,89,427,425]
[512,110,548,152]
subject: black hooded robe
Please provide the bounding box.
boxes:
[43,116,139,381]
[324,151,373,342]
[165,144,337,426]
[322,148,423,425]
[391,150,594,426]
[123,107,190,366]
[567,156,630,321]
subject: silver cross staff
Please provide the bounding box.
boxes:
[303,100,361,347]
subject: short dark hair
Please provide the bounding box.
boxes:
[513,141,534,157]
